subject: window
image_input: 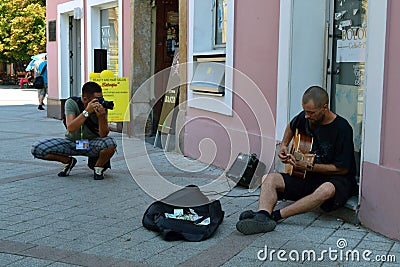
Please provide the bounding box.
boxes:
[214,0,227,47]
[188,0,234,115]
[191,56,226,96]
[100,7,118,76]
[48,20,56,42]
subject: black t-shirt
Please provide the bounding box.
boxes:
[290,111,356,177]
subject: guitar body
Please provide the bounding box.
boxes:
[285,129,316,179]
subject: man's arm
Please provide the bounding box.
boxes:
[278,124,295,163]
[288,159,349,176]
[310,163,349,175]
[95,106,110,137]
[66,113,87,134]
[282,124,349,176]
[66,98,99,134]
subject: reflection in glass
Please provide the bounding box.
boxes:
[100,7,118,76]
[215,0,227,47]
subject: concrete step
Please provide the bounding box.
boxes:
[326,196,359,225]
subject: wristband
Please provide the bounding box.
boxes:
[306,163,314,171]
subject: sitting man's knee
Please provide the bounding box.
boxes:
[261,173,282,187]
[314,182,336,201]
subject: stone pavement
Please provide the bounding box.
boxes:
[0,87,399,266]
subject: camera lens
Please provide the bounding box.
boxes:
[102,100,114,110]
[97,97,114,110]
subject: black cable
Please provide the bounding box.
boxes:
[201,175,260,198]
[203,191,260,198]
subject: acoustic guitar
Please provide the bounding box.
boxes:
[285,129,316,179]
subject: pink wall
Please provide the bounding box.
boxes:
[380,0,400,169]
[46,0,131,99]
[359,163,400,240]
[46,0,69,99]
[359,0,400,241]
[184,0,280,169]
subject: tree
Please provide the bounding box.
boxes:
[0,0,46,63]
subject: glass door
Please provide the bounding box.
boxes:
[330,0,368,176]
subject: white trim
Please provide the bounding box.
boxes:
[87,0,122,78]
[225,0,234,112]
[276,0,293,140]
[118,0,123,76]
[57,0,84,99]
[187,0,194,97]
[187,0,194,100]
[363,0,387,164]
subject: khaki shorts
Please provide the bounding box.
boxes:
[37,83,48,97]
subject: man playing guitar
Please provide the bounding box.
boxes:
[236,86,357,235]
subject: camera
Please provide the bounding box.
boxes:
[97,97,114,110]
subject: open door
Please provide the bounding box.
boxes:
[152,0,179,135]
[288,0,329,119]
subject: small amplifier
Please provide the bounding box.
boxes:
[225,153,265,189]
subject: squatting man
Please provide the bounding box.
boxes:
[236,86,357,235]
[31,81,116,180]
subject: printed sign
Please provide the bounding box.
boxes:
[91,77,130,122]
[336,27,367,63]
[158,51,180,133]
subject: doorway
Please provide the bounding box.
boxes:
[151,0,179,136]
[282,0,368,179]
[328,0,368,177]
[69,16,82,97]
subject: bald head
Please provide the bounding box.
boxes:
[302,86,329,108]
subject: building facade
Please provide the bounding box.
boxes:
[46,0,400,241]
[46,0,132,119]
[182,0,400,241]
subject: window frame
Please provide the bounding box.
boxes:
[87,0,123,78]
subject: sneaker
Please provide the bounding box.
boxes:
[239,210,256,220]
[38,105,45,110]
[93,167,105,180]
[58,157,77,177]
[236,213,276,235]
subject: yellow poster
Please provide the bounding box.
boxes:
[90,78,130,122]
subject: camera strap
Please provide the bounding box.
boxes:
[70,96,100,137]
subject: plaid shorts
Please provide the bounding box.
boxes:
[31,137,117,158]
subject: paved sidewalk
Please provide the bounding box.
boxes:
[0,88,399,266]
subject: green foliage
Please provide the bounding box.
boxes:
[0,0,46,63]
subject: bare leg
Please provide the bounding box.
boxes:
[39,95,45,105]
[280,182,335,218]
[42,153,71,164]
[258,173,286,213]
[236,173,283,235]
[95,147,115,167]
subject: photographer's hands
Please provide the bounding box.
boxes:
[85,98,101,114]
[85,98,106,117]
